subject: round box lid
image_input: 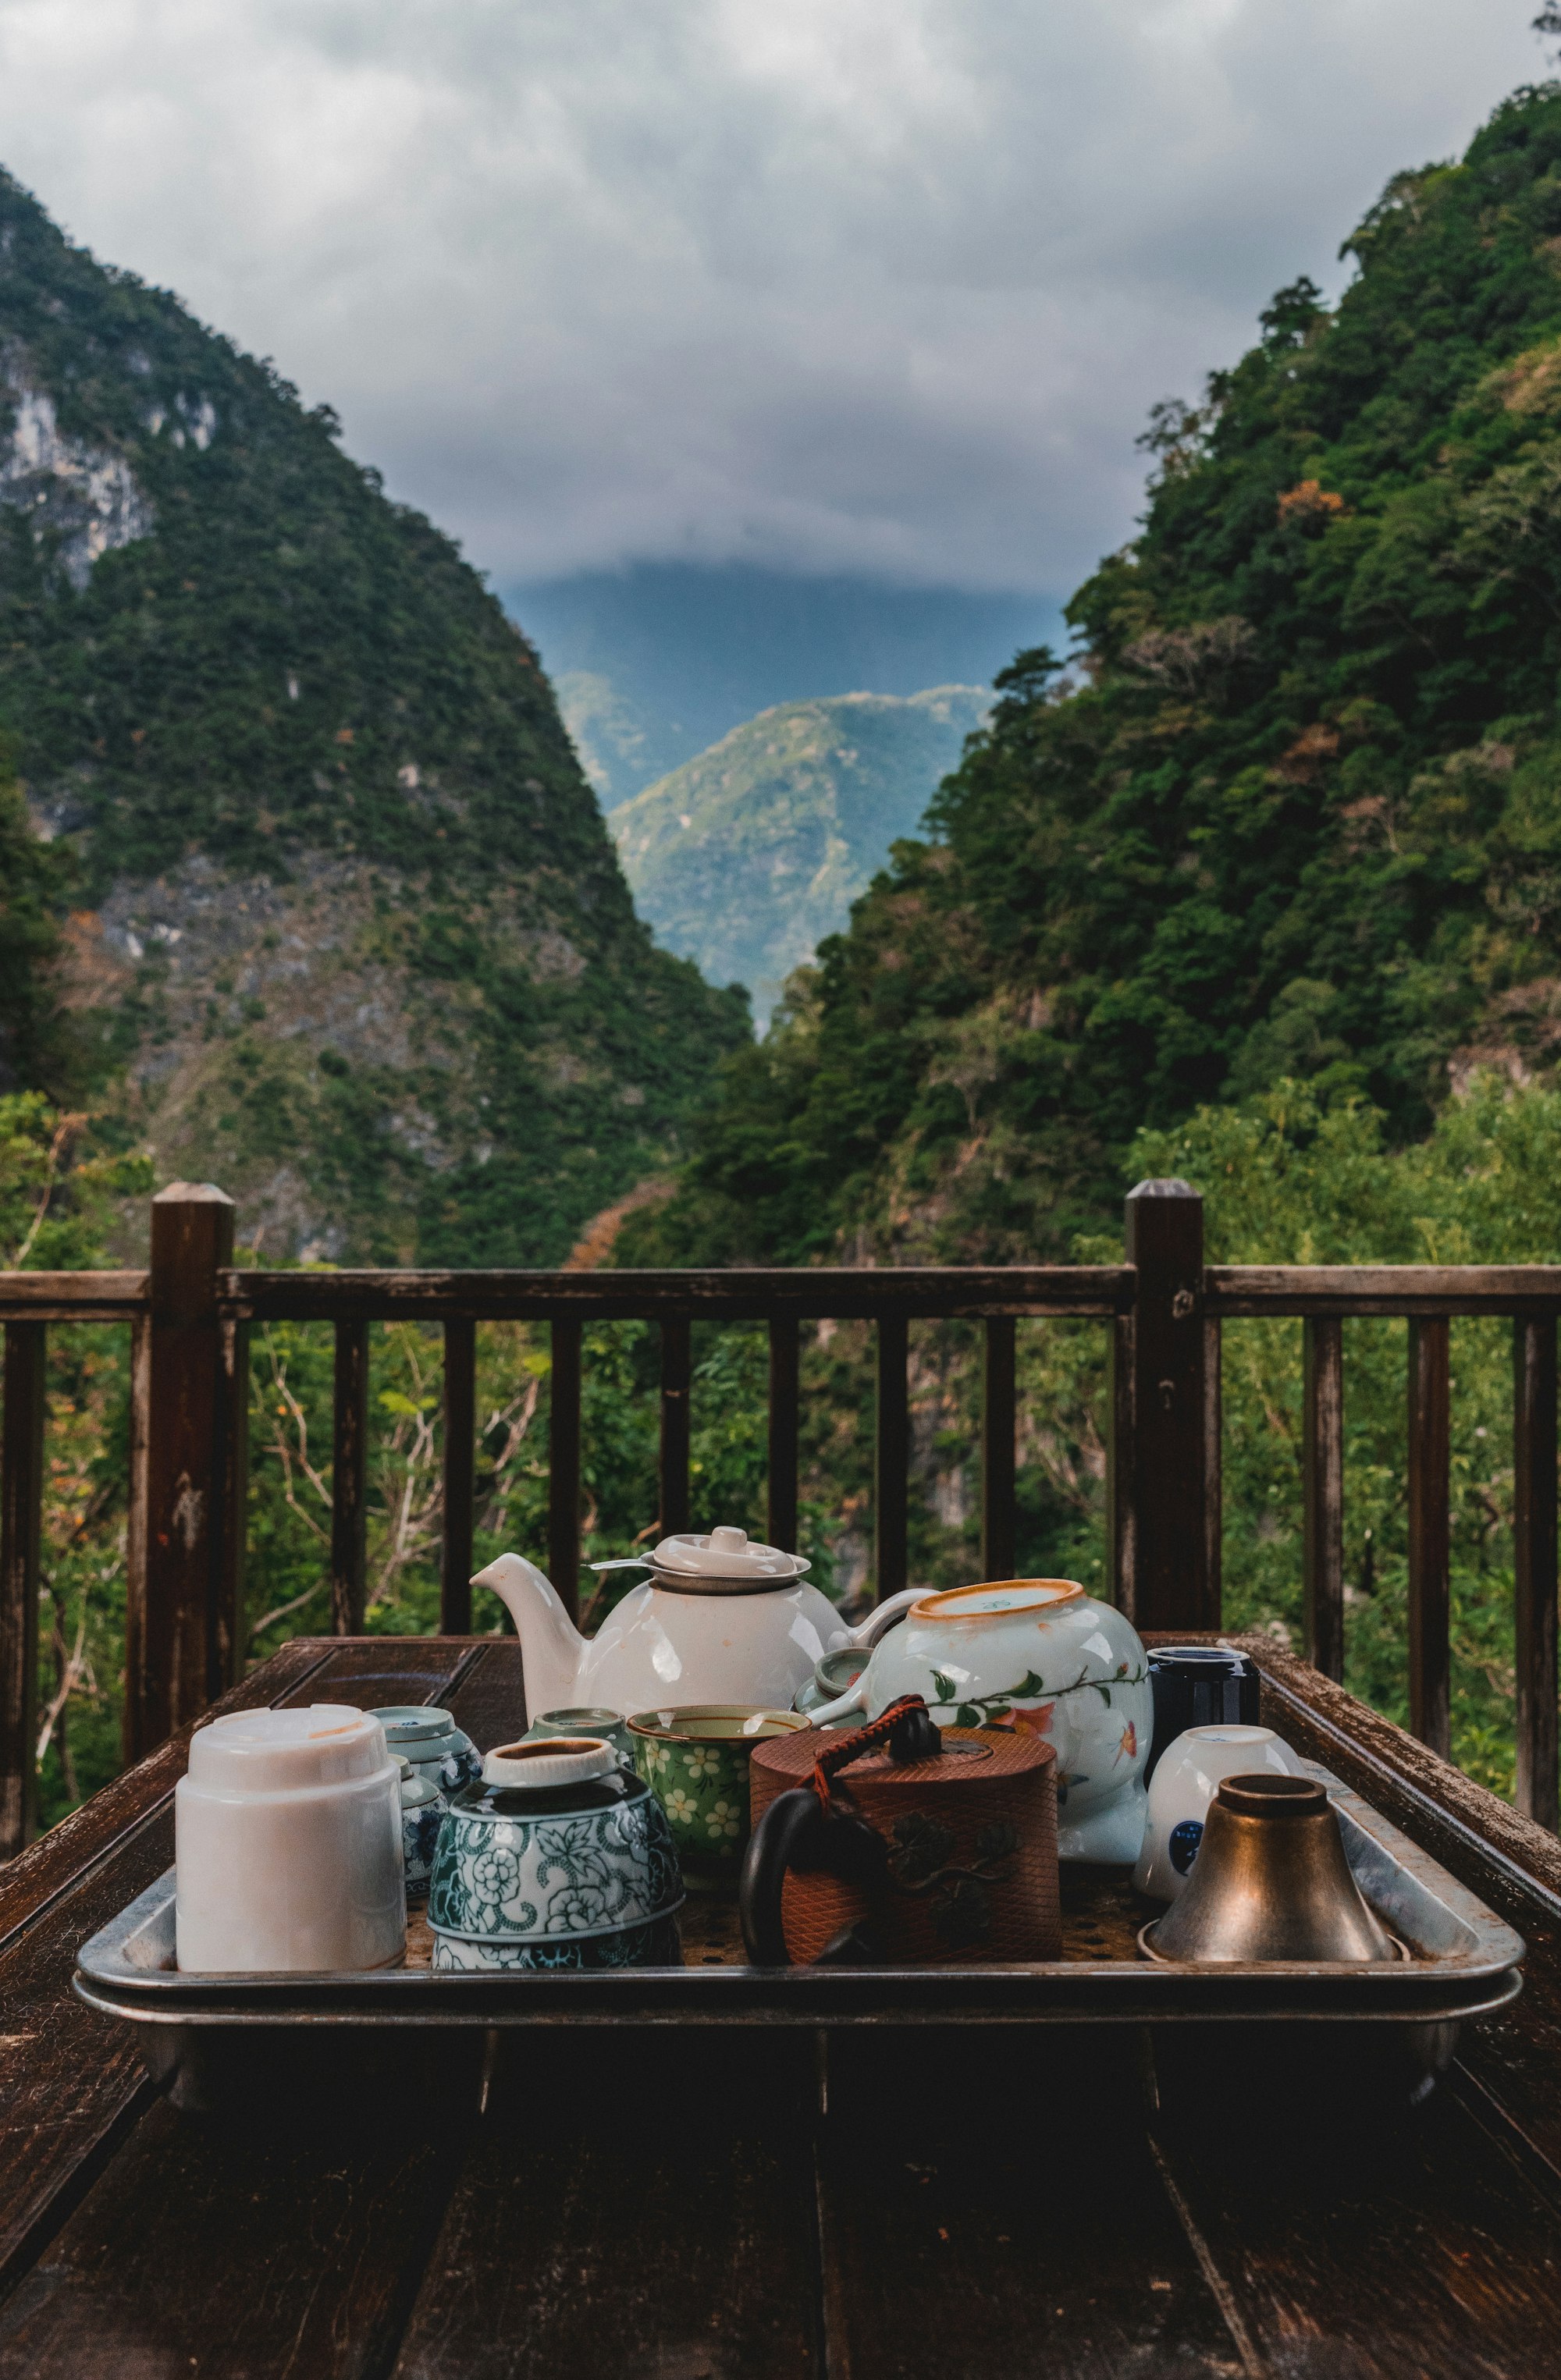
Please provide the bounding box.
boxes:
[187,1704,390,1793]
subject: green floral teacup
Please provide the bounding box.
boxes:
[628,1706,809,1891]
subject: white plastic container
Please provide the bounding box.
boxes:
[175,1704,405,1971]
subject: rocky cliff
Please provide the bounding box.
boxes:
[0,167,748,1261]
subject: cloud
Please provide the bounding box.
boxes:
[0,0,1541,593]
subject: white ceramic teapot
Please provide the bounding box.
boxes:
[472,1526,920,1723]
[809,1579,1152,1863]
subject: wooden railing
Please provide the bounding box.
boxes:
[2,1175,1559,1853]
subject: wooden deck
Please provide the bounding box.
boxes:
[2,1634,1561,2376]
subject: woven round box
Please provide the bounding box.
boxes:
[748,1724,1061,1964]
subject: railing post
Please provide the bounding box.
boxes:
[330,1320,369,1635]
[981,1316,1016,1583]
[0,1323,44,1855]
[1407,1318,1451,1758]
[441,1319,475,1633]
[1110,1179,1209,1630]
[1303,1317,1345,1682]
[875,1313,909,1604]
[128,1183,236,1759]
[1514,1314,1558,1830]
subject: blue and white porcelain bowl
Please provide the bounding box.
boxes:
[395,1757,446,1899]
[371,1706,483,1798]
[428,1735,684,1972]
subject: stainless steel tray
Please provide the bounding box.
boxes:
[74,1764,1524,2032]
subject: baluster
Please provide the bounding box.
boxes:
[1303,1317,1344,1683]
[766,1316,800,1551]
[441,1318,475,1633]
[875,1313,909,1604]
[549,1318,582,1622]
[1514,1315,1559,1831]
[330,1320,369,1635]
[122,1311,151,1769]
[981,1316,1016,1583]
[660,1319,691,1537]
[1204,1311,1223,1627]
[1407,1317,1451,1757]
[0,1322,44,1856]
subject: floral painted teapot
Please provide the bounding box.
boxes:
[809,1579,1151,1863]
[471,1526,922,1725]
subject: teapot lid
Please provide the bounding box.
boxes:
[651,1526,810,1583]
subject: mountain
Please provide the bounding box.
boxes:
[625,85,1561,1268]
[608,687,989,1025]
[0,168,748,1263]
[510,563,1058,802]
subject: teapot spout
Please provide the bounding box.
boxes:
[471,1552,586,1720]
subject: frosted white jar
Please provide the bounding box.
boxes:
[176,1704,405,1971]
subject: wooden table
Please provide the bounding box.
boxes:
[3,1633,1561,2378]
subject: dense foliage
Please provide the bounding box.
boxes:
[631,87,1561,1270]
[0,167,748,1263]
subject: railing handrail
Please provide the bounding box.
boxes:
[219,1263,1136,1322]
[0,1272,148,1322]
[1211,1265,1561,1314]
[7,1182,1561,1860]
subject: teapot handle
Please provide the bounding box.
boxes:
[848,1586,922,1649]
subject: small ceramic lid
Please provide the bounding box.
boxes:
[372,1705,460,1746]
[187,1705,391,1794]
[482,1737,619,1789]
[650,1526,809,1581]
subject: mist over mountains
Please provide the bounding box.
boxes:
[510,565,1059,802]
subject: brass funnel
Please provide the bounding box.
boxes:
[1141,1773,1400,1965]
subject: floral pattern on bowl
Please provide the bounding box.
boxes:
[430,1913,682,1971]
[428,1781,681,1945]
[372,1707,482,1800]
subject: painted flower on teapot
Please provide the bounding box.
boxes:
[810,1579,1151,1864]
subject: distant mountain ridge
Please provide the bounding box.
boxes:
[0,165,747,1261]
[609,686,989,1024]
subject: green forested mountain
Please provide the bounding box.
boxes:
[610,687,988,1025]
[0,169,747,1263]
[631,86,1561,1267]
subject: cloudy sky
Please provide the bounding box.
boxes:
[0,0,1541,600]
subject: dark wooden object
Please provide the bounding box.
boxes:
[1408,1316,1452,1757]
[766,1316,799,1552]
[130,1185,238,1758]
[1111,1179,1211,1632]
[330,1320,369,1636]
[875,1313,909,1604]
[981,1315,1015,1583]
[1303,1316,1344,1683]
[547,1318,581,1622]
[659,1318,690,1536]
[439,1320,475,1635]
[1515,1314,1559,1831]
[0,1637,1559,2378]
[0,1324,44,1856]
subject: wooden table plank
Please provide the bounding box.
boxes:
[0,2097,469,2380]
[390,2029,821,2380]
[815,2029,1250,2379]
[1147,2030,1561,2379]
[0,1637,478,2317]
